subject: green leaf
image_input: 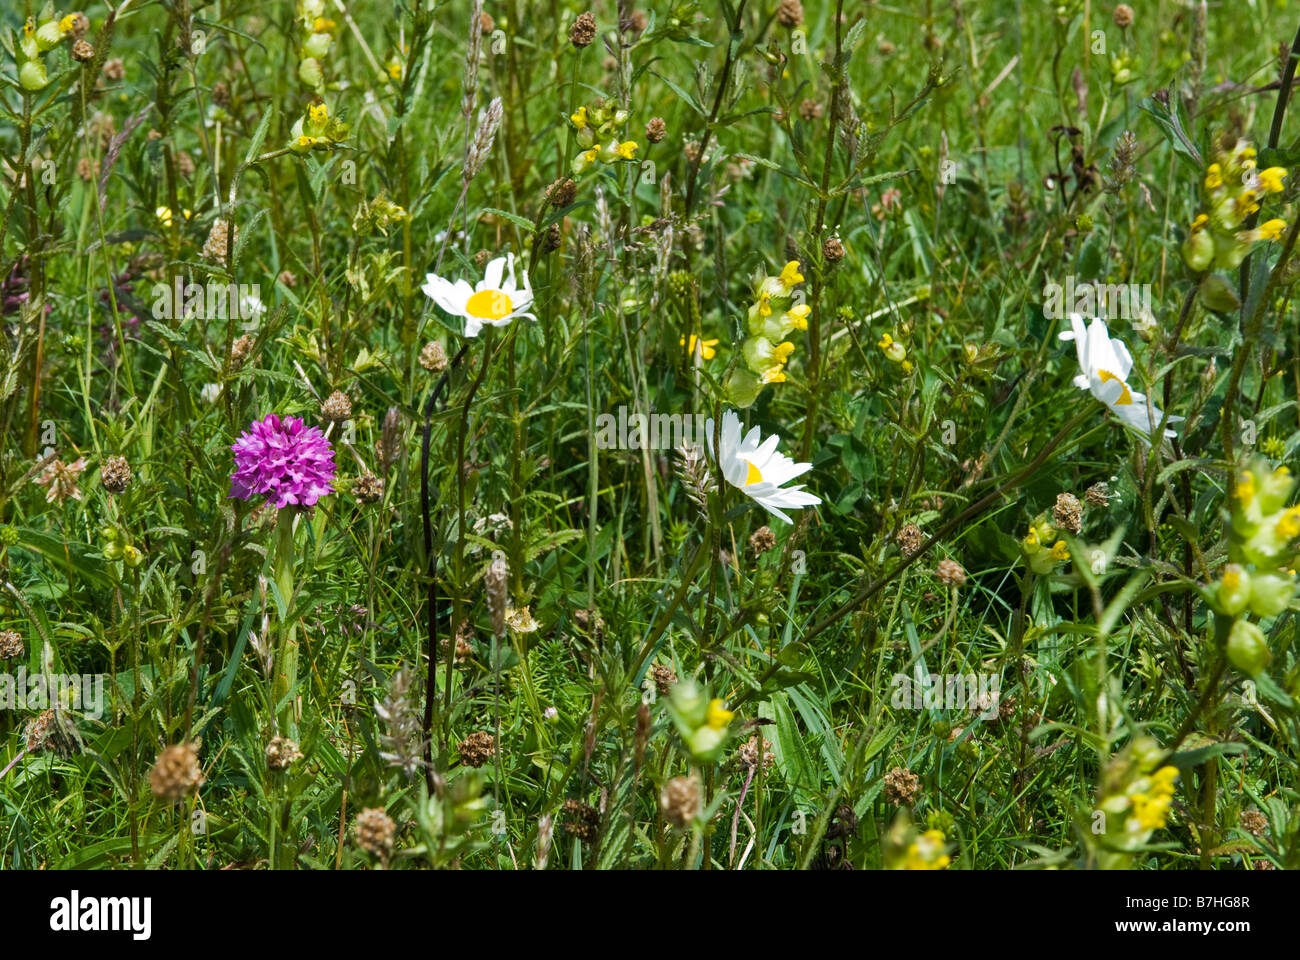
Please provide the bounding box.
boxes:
[244,105,274,165]
[648,70,705,115]
[760,692,817,791]
[477,206,536,233]
[1138,95,1202,170]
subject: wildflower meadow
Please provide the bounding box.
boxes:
[3,0,1300,889]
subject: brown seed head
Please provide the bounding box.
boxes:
[1239,808,1269,837]
[231,334,254,369]
[0,630,24,661]
[569,11,597,47]
[777,0,804,28]
[202,219,237,267]
[737,734,775,771]
[1053,492,1083,534]
[883,765,920,806]
[896,523,923,556]
[101,455,132,494]
[562,798,601,842]
[458,730,497,768]
[321,390,352,423]
[354,807,395,857]
[265,736,303,771]
[748,525,777,555]
[660,775,701,828]
[420,340,449,372]
[150,743,204,801]
[547,177,577,208]
[935,558,967,587]
[649,662,678,696]
[354,472,384,504]
[1084,482,1110,509]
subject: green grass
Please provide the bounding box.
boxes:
[1,0,1298,870]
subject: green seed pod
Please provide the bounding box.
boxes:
[1226,619,1271,676]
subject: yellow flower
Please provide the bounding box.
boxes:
[1259,167,1287,193]
[313,17,337,32]
[386,59,402,81]
[1023,528,1039,548]
[1235,469,1256,506]
[1223,565,1242,591]
[1239,190,1261,216]
[760,367,788,384]
[1190,213,1209,233]
[1204,164,1222,190]
[155,206,191,227]
[757,290,773,317]
[1276,506,1300,540]
[706,698,733,729]
[779,260,804,288]
[1050,540,1070,562]
[309,102,329,125]
[681,334,719,360]
[58,13,78,34]
[785,303,810,330]
[570,106,588,130]
[1258,218,1286,241]
[878,332,906,363]
[902,830,951,870]
[616,140,639,160]
[1128,766,1177,831]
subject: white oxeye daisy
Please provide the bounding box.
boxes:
[421,252,536,338]
[704,409,821,523]
[1059,313,1182,439]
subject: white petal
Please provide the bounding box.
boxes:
[1111,337,1135,380]
[511,286,533,312]
[760,456,812,488]
[762,486,822,508]
[750,434,781,469]
[1067,313,1088,374]
[421,275,463,315]
[754,499,794,524]
[517,257,533,301]
[480,256,507,292]
[739,425,765,457]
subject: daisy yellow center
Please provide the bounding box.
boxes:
[1097,369,1132,405]
[744,460,763,485]
[465,289,513,320]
